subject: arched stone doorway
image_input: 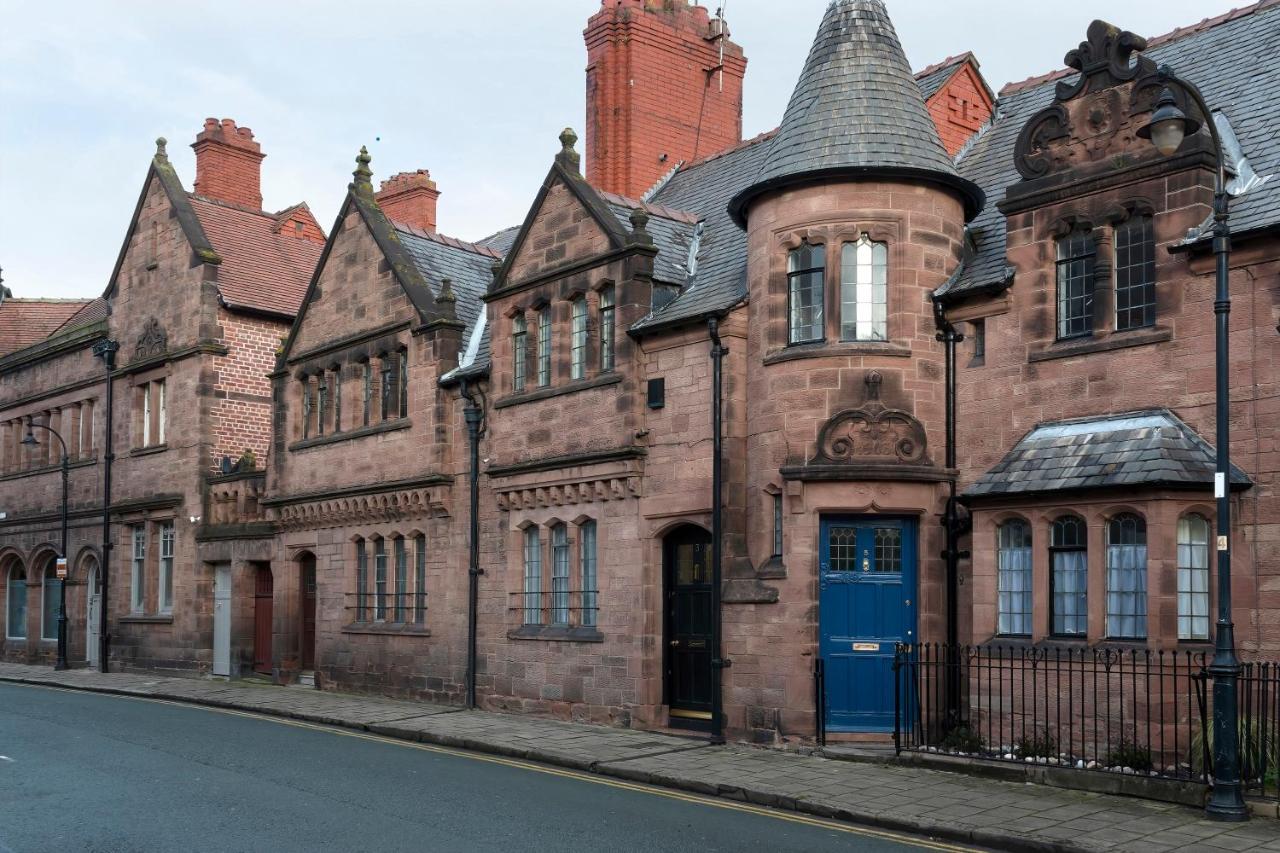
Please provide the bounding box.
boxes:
[662,524,713,731]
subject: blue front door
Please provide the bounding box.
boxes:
[819,516,917,731]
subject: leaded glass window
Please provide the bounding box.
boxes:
[362,361,372,426]
[394,537,407,623]
[551,524,569,625]
[398,350,409,419]
[771,493,783,557]
[374,538,387,621]
[1114,216,1156,331]
[1106,514,1147,639]
[829,527,857,572]
[1056,229,1096,339]
[580,521,597,628]
[355,539,368,622]
[537,307,551,387]
[159,521,174,614]
[1177,514,1210,640]
[840,235,888,341]
[301,379,313,439]
[599,287,615,372]
[131,525,146,614]
[997,520,1032,636]
[570,298,587,380]
[512,314,527,392]
[523,527,542,625]
[1051,516,1087,636]
[787,242,824,344]
[874,527,902,573]
[414,535,427,625]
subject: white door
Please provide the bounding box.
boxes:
[86,563,100,666]
[212,565,231,676]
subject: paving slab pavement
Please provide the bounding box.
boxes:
[2,662,1276,852]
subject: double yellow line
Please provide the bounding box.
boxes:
[16,683,980,852]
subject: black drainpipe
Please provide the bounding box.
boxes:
[933,299,968,728]
[708,316,728,744]
[92,338,119,673]
[460,377,484,709]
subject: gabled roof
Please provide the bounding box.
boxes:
[0,299,93,356]
[965,409,1251,499]
[938,0,1280,301]
[915,52,996,106]
[728,0,982,225]
[52,298,110,335]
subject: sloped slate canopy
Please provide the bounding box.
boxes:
[728,0,983,225]
[965,409,1251,498]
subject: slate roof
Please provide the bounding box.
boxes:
[189,196,325,317]
[393,224,505,380]
[601,197,699,286]
[965,409,1251,499]
[0,299,93,355]
[728,0,981,225]
[915,53,973,102]
[476,225,520,255]
[937,0,1280,300]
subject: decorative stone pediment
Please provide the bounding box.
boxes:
[273,485,449,531]
[1012,20,1175,183]
[808,371,931,467]
[135,318,168,359]
[494,475,640,511]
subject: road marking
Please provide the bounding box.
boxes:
[5,682,979,852]
[0,756,13,762]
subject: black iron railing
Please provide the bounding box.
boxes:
[895,644,1280,802]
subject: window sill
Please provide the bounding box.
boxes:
[341,622,430,637]
[763,340,912,365]
[507,625,604,643]
[118,615,174,625]
[290,418,411,451]
[1028,326,1172,363]
[0,457,97,482]
[130,444,169,457]
[494,373,622,409]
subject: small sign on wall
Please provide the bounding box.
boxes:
[55,557,68,579]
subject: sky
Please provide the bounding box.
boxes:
[0,0,1246,300]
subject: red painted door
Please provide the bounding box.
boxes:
[253,566,273,675]
[300,557,316,671]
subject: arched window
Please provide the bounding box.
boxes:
[1055,227,1096,339]
[570,298,588,381]
[1114,215,1156,331]
[42,562,61,641]
[354,538,368,622]
[551,524,570,625]
[414,535,427,625]
[537,306,552,387]
[598,286,615,372]
[301,378,313,439]
[398,350,409,419]
[997,520,1032,636]
[361,361,373,426]
[373,538,388,621]
[523,527,542,625]
[580,521,597,628]
[787,242,824,344]
[1177,514,1210,640]
[6,565,27,640]
[1106,514,1147,639]
[316,373,327,437]
[1050,516,1087,636]
[512,314,527,392]
[393,536,408,623]
[840,234,888,341]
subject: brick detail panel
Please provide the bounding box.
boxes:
[211,311,289,469]
[925,64,993,156]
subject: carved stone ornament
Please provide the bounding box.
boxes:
[135,318,168,359]
[1013,20,1159,181]
[808,371,931,467]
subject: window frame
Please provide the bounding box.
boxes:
[771,493,783,558]
[315,375,327,437]
[393,536,408,623]
[580,521,597,628]
[598,286,615,373]
[551,524,570,625]
[398,350,409,419]
[996,519,1033,637]
[414,534,427,625]
[537,306,552,387]
[373,538,388,622]
[130,524,147,614]
[839,234,889,342]
[41,563,61,642]
[1055,228,1097,340]
[301,378,313,439]
[1105,514,1148,640]
[355,538,368,622]
[512,314,528,392]
[361,361,373,427]
[1177,513,1211,641]
[1049,515,1088,637]
[786,241,826,345]
[1114,215,1157,331]
[380,356,395,422]
[523,526,542,626]
[570,297,588,381]
[158,521,175,614]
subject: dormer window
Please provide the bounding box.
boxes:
[787,241,825,344]
[840,234,888,341]
[1114,215,1156,331]
[1055,228,1096,339]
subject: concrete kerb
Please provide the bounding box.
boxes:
[0,672,1090,853]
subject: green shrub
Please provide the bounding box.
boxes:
[1015,729,1057,759]
[1192,719,1280,784]
[939,725,985,754]
[1105,739,1154,772]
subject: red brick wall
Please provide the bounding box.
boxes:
[210,310,288,470]
[192,118,264,210]
[925,64,993,156]
[585,0,746,198]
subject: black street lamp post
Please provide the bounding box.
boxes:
[21,416,70,671]
[1138,64,1247,821]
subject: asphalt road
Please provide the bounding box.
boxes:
[0,682,962,853]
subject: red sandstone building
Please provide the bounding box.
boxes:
[2,0,1277,746]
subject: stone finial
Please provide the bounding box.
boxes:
[629,207,653,245]
[437,278,457,304]
[491,260,504,284]
[353,145,374,192]
[556,127,581,174]
[155,137,168,160]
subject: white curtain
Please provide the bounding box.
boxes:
[1052,551,1088,635]
[1106,543,1148,638]
[998,542,1032,635]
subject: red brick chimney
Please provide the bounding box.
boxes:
[191,118,265,209]
[585,0,746,198]
[376,170,441,232]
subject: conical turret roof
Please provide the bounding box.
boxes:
[729,0,983,226]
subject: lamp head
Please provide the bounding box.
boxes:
[20,422,37,446]
[1138,86,1201,157]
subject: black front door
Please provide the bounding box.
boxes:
[664,525,714,728]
